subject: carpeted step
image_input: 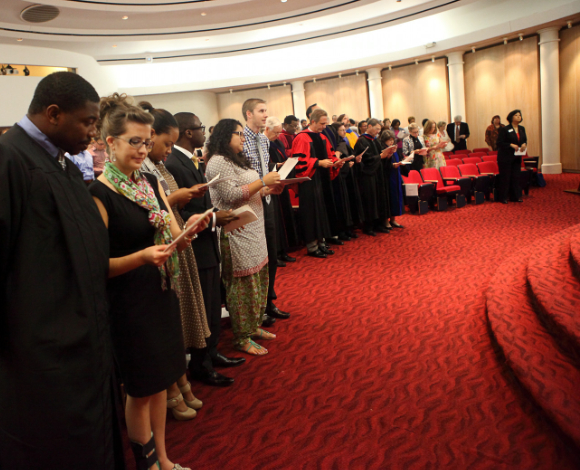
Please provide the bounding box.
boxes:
[570,231,580,279]
[527,232,580,360]
[487,254,580,448]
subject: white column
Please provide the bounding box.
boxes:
[538,27,562,174]
[291,80,306,121]
[446,51,466,121]
[366,68,384,120]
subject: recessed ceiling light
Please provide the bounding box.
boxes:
[122,16,128,20]
[17,38,23,41]
[281,0,287,3]
[112,45,117,48]
[205,38,209,41]
[201,12,207,16]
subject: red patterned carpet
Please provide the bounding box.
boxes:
[129,174,580,469]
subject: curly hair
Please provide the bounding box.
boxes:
[206,119,251,169]
[98,93,154,147]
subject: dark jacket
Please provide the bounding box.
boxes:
[446,122,470,150]
[496,124,527,162]
[165,147,220,270]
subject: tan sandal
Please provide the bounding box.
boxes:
[178,381,203,410]
[167,394,196,421]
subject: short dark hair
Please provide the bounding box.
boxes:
[306,104,318,119]
[349,118,355,125]
[284,115,298,125]
[391,119,401,128]
[506,109,523,124]
[139,101,178,136]
[367,118,381,128]
[174,112,198,139]
[28,71,99,115]
[422,118,429,126]
[206,118,251,169]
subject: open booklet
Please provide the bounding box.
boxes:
[164,207,214,253]
[514,149,527,156]
[200,173,236,189]
[279,177,311,185]
[276,157,299,179]
[223,205,258,233]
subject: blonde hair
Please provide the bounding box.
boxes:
[242,98,266,121]
[98,93,154,148]
[310,108,328,123]
[423,119,437,135]
[408,123,419,132]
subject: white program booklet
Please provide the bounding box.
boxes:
[277,157,299,179]
[223,205,258,233]
[280,177,311,185]
[200,174,236,188]
[164,207,214,252]
[405,184,419,197]
[514,149,527,156]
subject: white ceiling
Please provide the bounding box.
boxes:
[0,0,455,60]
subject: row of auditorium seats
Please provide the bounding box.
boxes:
[402,161,536,213]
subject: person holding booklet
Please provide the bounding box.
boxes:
[379,130,405,229]
[167,111,244,387]
[90,93,209,470]
[496,109,527,204]
[422,120,447,170]
[206,118,281,356]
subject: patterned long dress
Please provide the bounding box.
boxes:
[423,133,446,169]
[141,158,210,349]
[205,155,269,347]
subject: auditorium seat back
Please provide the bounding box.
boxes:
[462,156,483,165]
[458,163,481,177]
[472,148,489,154]
[421,168,445,190]
[468,152,486,159]
[488,150,498,156]
[477,161,499,175]
[447,158,463,167]
[454,149,471,155]
[482,155,497,163]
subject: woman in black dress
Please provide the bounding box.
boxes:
[496,109,527,204]
[90,94,208,470]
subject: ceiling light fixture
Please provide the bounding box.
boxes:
[568,21,572,29]
[281,0,287,2]
[388,65,392,71]
[112,45,117,48]
[201,12,207,16]
[415,59,419,65]
[503,37,508,45]
[355,70,359,76]
[229,89,233,94]
[519,33,523,41]
[23,66,30,76]
[283,82,286,87]
[338,73,342,78]
[313,77,316,83]
[471,47,476,53]
[431,56,435,62]
[268,84,271,89]
[17,38,23,42]
[122,15,128,20]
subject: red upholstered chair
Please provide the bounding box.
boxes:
[458,163,491,202]
[440,166,472,202]
[462,156,483,165]
[420,168,463,209]
[488,150,498,156]
[468,152,486,159]
[446,158,463,167]
[472,148,489,154]
[402,170,436,214]
[477,161,499,199]
[454,149,471,155]
[482,155,497,163]
[443,151,453,159]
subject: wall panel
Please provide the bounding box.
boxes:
[560,24,580,171]
[382,59,449,127]
[217,86,293,122]
[304,74,369,122]
[464,38,541,157]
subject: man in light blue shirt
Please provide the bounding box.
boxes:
[66,149,95,183]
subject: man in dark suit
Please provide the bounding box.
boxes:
[166,112,244,387]
[446,115,470,151]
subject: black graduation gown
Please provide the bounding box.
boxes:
[378,141,393,220]
[268,139,299,250]
[0,125,122,469]
[354,135,387,224]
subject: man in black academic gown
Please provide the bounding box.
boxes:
[0,72,124,469]
[166,112,244,387]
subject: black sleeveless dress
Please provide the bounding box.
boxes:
[90,173,184,398]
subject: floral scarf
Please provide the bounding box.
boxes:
[104,162,180,294]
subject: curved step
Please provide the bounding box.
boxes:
[570,231,580,279]
[486,254,580,448]
[527,233,580,360]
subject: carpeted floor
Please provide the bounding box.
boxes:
[135,174,580,469]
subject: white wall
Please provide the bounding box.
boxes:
[0,44,118,126]
[133,90,219,128]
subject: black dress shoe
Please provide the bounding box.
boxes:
[319,245,335,255]
[279,253,296,262]
[375,226,391,234]
[277,259,286,267]
[347,231,359,239]
[308,249,327,258]
[189,370,234,387]
[338,233,351,241]
[266,306,290,319]
[326,238,344,245]
[363,230,376,237]
[501,200,508,204]
[262,315,276,327]
[516,199,523,202]
[391,222,404,229]
[213,353,246,368]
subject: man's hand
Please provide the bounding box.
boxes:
[355,154,363,163]
[349,161,355,167]
[190,184,209,199]
[460,135,466,139]
[318,159,334,168]
[216,210,238,227]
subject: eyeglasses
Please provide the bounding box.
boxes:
[189,126,206,133]
[114,136,154,151]
[232,131,246,139]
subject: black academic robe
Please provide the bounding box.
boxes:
[0,125,122,469]
[269,139,299,250]
[354,135,388,225]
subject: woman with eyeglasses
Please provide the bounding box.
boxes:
[90,93,209,470]
[205,119,281,356]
